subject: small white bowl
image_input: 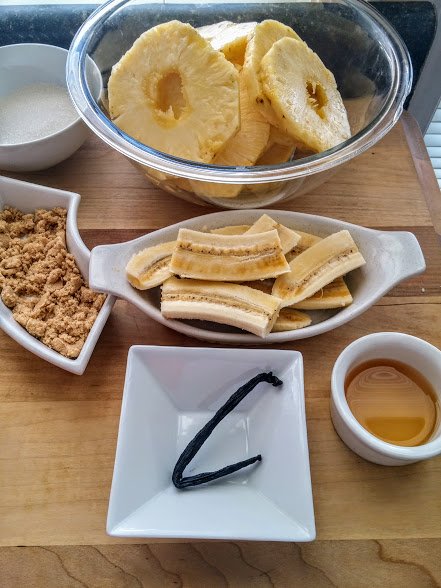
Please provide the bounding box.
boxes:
[0,44,102,172]
[0,175,115,374]
[331,332,441,465]
[107,346,315,541]
[89,209,425,344]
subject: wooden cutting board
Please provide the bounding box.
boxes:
[0,113,440,548]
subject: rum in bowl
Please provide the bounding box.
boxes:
[345,360,440,447]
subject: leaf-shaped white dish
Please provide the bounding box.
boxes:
[89,210,425,344]
[0,175,116,374]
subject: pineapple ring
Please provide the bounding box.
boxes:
[198,21,257,66]
[267,125,297,149]
[260,37,351,153]
[190,70,270,198]
[243,19,302,126]
[108,21,240,163]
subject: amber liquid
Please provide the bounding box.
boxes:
[345,359,440,447]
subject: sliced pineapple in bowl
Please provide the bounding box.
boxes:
[68,0,412,210]
[108,20,240,163]
[198,20,257,66]
[190,69,270,199]
[242,19,302,126]
[260,37,351,153]
[106,18,352,203]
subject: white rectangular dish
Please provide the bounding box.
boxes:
[89,209,425,344]
[107,346,315,541]
[0,175,115,374]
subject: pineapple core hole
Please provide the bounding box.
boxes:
[306,81,327,119]
[156,72,186,119]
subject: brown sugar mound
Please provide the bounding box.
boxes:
[0,206,106,359]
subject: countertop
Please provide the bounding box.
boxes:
[1,112,441,585]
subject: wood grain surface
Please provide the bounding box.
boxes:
[1,114,441,562]
[13,114,432,231]
[1,540,441,587]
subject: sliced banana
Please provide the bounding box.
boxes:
[190,69,270,198]
[239,279,311,331]
[126,241,175,289]
[243,278,274,294]
[285,230,322,261]
[246,271,352,311]
[211,216,300,253]
[210,224,251,236]
[272,308,312,332]
[161,276,281,337]
[247,236,353,310]
[245,214,300,254]
[243,19,302,126]
[170,228,290,281]
[272,230,365,307]
[260,37,351,152]
[108,20,239,163]
[198,21,257,66]
[293,276,353,310]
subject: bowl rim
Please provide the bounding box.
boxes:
[67,0,412,183]
[0,43,84,148]
[331,332,441,460]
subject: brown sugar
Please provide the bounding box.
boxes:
[0,206,106,359]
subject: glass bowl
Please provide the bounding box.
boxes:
[67,0,412,209]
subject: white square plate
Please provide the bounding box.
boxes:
[107,346,315,541]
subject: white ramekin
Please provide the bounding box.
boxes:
[0,44,101,172]
[331,332,441,465]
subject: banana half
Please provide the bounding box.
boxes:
[272,230,365,307]
[170,227,290,281]
[286,230,323,261]
[245,214,300,254]
[161,277,281,337]
[210,215,300,254]
[292,276,353,310]
[211,225,320,254]
[126,241,175,289]
[272,308,312,332]
[210,224,251,236]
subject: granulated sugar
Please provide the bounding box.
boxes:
[0,83,78,144]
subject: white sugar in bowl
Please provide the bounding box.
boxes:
[0,43,102,172]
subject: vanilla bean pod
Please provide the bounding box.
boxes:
[172,372,282,489]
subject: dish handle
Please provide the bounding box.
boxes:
[88,243,121,296]
[388,230,426,279]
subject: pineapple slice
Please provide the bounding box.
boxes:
[267,126,297,150]
[257,126,298,164]
[243,19,302,126]
[191,69,270,198]
[247,126,295,193]
[256,141,295,166]
[108,21,240,163]
[260,37,351,152]
[198,21,257,66]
